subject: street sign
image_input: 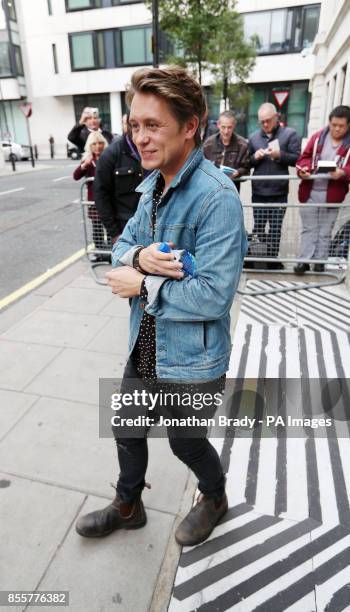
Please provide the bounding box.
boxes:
[272,90,289,108]
[19,103,32,118]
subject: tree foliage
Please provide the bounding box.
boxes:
[153,0,256,110]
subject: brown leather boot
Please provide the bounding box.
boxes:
[175,493,228,546]
[76,493,146,538]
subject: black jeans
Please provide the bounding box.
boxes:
[252,194,287,257]
[112,357,226,503]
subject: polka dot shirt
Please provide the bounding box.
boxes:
[132,174,165,381]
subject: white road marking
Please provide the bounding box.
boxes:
[52,175,71,182]
[0,187,25,196]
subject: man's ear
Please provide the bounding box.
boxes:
[184,115,199,140]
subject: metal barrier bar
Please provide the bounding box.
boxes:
[79,178,111,285]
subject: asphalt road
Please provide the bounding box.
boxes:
[0,159,87,301]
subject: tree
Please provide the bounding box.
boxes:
[154,0,223,84]
[153,0,256,102]
[208,8,257,112]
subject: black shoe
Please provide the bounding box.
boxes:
[268,262,284,270]
[313,263,325,272]
[175,493,228,546]
[294,263,310,275]
[76,494,146,538]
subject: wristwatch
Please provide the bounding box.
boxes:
[133,247,145,273]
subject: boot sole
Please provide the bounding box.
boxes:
[76,514,147,538]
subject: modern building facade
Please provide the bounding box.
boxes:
[0,0,332,156]
[236,0,321,137]
[0,0,27,144]
[308,0,350,133]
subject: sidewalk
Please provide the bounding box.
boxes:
[0,259,241,612]
[0,162,58,177]
[1,259,350,611]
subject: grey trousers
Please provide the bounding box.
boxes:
[299,206,339,259]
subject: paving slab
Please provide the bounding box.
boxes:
[3,309,110,349]
[86,316,129,355]
[41,286,113,315]
[0,396,188,514]
[34,495,175,612]
[25,348,126,405]
[68,271,111,292]
[99,295,130,318]
[0,294,48,335]
[0,473,84,592]
[0,389,38,441]
[0,340,61,391]
[33,260,87,297]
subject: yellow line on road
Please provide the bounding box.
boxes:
[0,249,85,311]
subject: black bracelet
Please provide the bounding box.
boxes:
[133,247,146,273]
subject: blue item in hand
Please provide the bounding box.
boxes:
[157,243,196,277]
[158,242,172,253]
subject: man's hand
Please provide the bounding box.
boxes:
[79,107,91,125]
[106,267,144,298]
[254,149,265,161]
[230,170,240,179]
[139,243,184,279]
[267,148,280,160]
[330,168,345,180]
[296,165,311,179]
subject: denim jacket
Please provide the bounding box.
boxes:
[112,147,247,381]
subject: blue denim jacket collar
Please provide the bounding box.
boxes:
[136,146,203,197]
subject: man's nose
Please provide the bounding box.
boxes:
[134,126,149,144]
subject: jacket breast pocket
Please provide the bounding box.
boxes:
[114,167,142,195]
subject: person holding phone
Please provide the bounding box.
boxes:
[68,106,113,155]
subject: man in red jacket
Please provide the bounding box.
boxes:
[294,105,350,274]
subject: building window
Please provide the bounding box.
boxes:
[5,0,17,22]
[243,4,320,55]
[47,0,53,15]
[112,0,143,4]
[70,32,105,70]
[13,45,24,76]
[66,0,102,10]
[69,26,156,70]
[52,44,58,73]
[301,6,320,48]
[0,42,12,76]
[119,27,152,65]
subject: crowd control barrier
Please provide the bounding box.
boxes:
[80,178,111,285]
[237,174,349,295]
[79,175,350,293]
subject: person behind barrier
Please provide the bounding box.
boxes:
[93,116,144,246]
[248,103,301,269]
[75,65,247,547]
[203,110,249,193]
[68,107,113,155]
[73,131,109,261]
[294,105,350,275]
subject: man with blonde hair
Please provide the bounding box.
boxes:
[76,66,247,547]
